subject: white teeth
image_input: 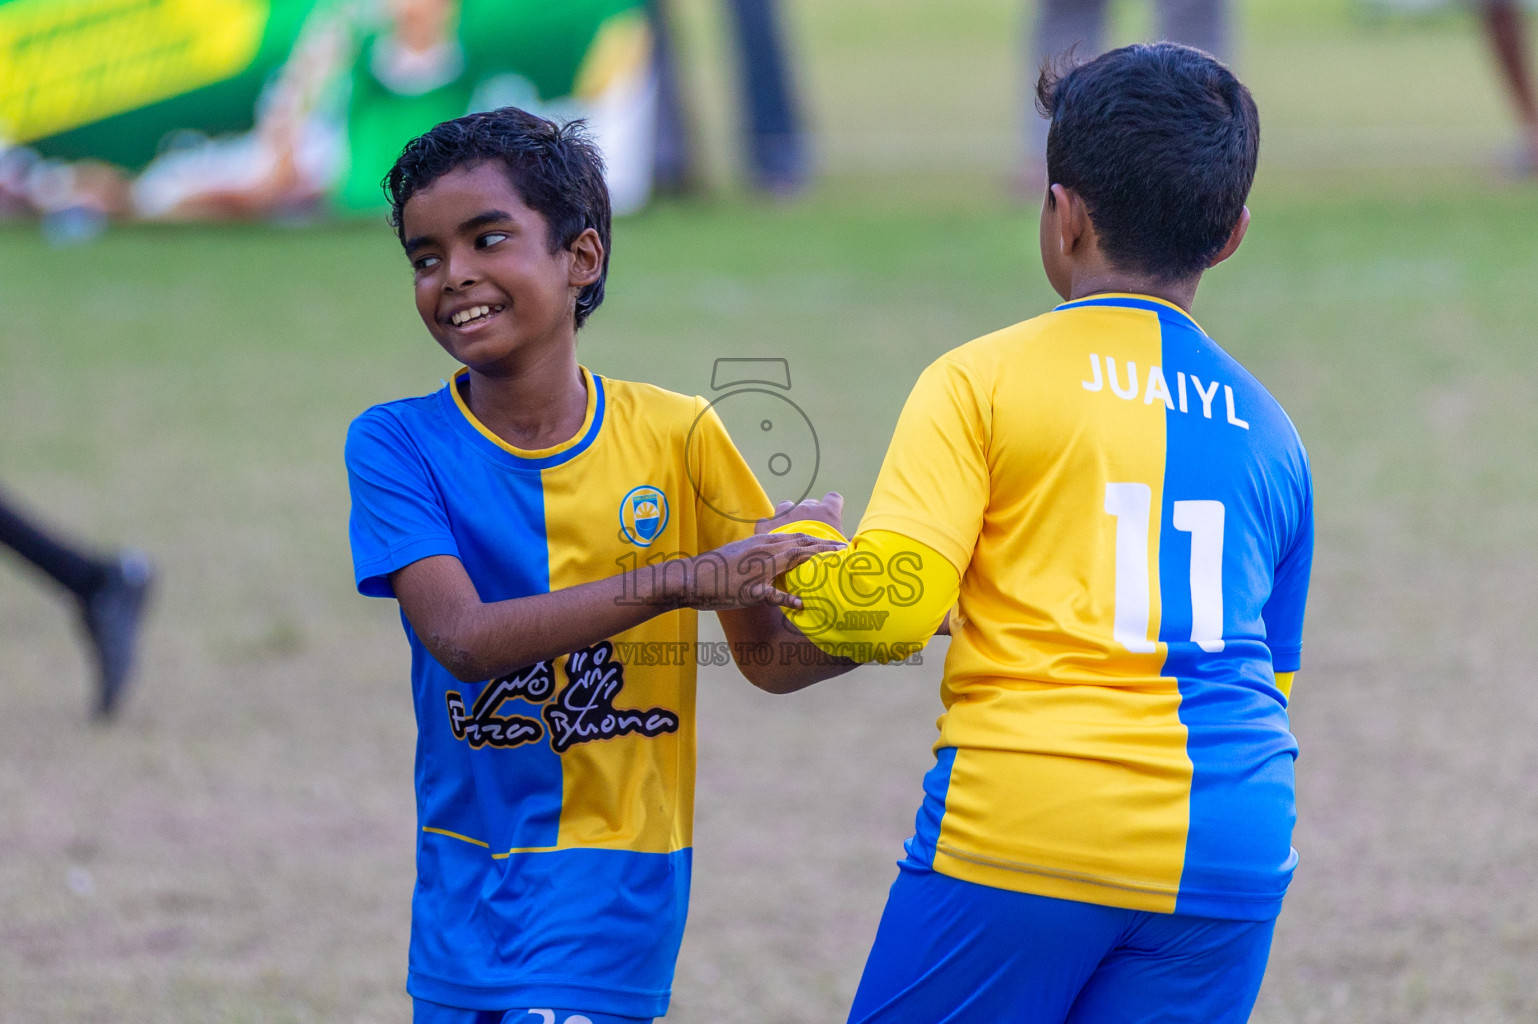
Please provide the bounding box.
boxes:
[451,305,494,326]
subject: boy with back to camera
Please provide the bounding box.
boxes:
[343,108,841,1024]
[763,44,1315,1022]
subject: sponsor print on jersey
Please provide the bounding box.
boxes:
[619,485,669,546]
[446,641,678,755]
[544,641,680,754]
[446,660,556,749]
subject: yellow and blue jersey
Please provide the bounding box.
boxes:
[345,367,769,1016]
[854,294,1313,921]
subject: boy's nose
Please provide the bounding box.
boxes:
[442,253,478,290]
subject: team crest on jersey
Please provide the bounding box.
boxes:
[619,485,669,546]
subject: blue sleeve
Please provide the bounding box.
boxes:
[1261,453,1313,674]
[345,408,460,598]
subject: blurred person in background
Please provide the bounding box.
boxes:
[1478,0,1538,174]
[0,488,153,719]
[647,0,810,195]
[1021,0,1230,189]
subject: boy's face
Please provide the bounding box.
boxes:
[400,161,600,371]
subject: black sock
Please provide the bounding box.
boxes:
[0,487,111,602]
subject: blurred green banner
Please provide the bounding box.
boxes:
[0,0,653,218]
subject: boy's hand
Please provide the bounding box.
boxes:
[755,491,844,536]
[682,531,844,611]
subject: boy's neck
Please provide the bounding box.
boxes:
[461,345,588,451]
[1064,269,1200,314]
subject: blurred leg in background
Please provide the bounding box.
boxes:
[1021,0,1230,191]
[1158,0,1230,61]
[1478,0,1538,174]
[647,0,703,196]
[726,0,810,194]
[0,487,153,719]
[647,0,810,196]
[1023,0,1109,189]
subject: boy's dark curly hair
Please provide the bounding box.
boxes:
[1037,43,1260,282]
[384,107,612,329]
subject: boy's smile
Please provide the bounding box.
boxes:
[400,161,602,372]
[447,303,503,328]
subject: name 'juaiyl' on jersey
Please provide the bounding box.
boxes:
[856,294,1313,922]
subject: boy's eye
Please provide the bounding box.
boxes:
[477,232,508,248]
[413,255,440,271]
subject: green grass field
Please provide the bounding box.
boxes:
[3,1,1538,1020]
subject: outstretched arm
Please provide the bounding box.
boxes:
[724,494,960,693]
[717,604,859,694]
[716,494,858,693]
[391,531,843,682]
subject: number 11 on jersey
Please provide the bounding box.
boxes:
[1105,483,1226,655]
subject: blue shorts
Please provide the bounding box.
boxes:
[849,861,1277,1024]
[412,1000,651,1024]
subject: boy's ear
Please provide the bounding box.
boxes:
[1051,183,1090,257]
[568,228,604,288]
[1208,206,1250,268]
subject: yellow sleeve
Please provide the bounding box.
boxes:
[857,355,992,574]
[689,398,774,551]
[1274,672,1295,701]
[771,522,959,663]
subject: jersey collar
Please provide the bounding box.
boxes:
[1053,293,1207,336]
[442,365,605,471]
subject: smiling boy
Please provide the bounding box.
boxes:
[344,108,839,1024]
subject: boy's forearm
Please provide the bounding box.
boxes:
[449,577,679,680]
[394,532,841,682]
[718,606,857,694]
[717,522,955,692]
[395,554,687,682]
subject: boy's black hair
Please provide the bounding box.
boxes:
[385,107,612,329]
[1036,43,1259,282]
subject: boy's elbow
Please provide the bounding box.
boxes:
[741,662,805,695]
[729,655,771,692]
[427,631,491,683]
[727,631,818,693]
[741,652,854,694]
[411,605,509,682]
[445,661,488,685]
[443,656,489,685]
